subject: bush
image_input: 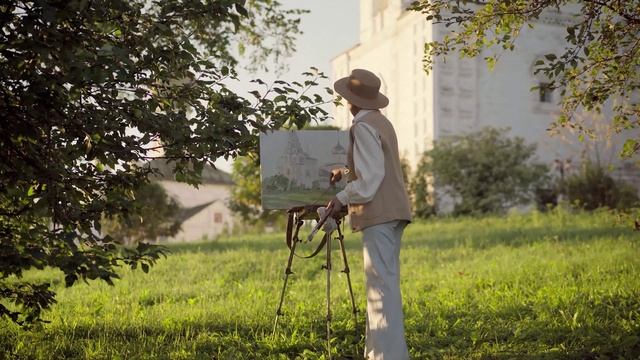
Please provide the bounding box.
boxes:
[414,127,549,216]
[410,158,437,218]
[565,162,639,210]
[533,183,559,211]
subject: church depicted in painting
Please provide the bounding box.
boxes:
[276,131,319,190]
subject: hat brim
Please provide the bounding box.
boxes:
[333,76,389,109]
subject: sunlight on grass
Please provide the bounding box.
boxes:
[2,209,639,359]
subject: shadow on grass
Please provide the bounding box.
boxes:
[1,318,363,360]
[4,290,639,359]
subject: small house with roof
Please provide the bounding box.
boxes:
[148,159,234,242]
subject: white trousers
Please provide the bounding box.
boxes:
[362,220,410,360]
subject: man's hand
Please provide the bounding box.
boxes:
[329,168,342,186]
[328,196,343,218]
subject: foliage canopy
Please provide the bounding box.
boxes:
[0,0,334,325]
[415,127,549,215]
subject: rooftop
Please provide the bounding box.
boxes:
[146,159,234,185]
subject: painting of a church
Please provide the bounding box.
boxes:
[260,130,349,209]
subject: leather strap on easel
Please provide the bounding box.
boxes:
[285,209,328,259]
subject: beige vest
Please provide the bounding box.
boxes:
[347,111,412,231]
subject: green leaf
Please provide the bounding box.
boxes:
[484,56,497,71]
[0,0,334,327]
[621,139,639,158]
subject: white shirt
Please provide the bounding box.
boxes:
[336,109,385,205]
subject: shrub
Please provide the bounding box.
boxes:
[565,162,639,210]
[414,127,549,216]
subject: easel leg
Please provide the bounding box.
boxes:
[273,237,298,336]
[337,224,360,353]
[323,233,333,360]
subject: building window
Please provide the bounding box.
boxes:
[531,56,558,111]
[214,212,223,223]
[538,82,553,103]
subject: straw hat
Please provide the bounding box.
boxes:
[333,69,389,109]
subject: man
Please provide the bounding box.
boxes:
[329,69,412,360]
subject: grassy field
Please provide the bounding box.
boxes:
[1,209,639,359]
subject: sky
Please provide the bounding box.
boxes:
[214,0,359,172]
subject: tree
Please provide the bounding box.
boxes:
[416,127,549,215]
[101,182,181,245]
[228,155,284,229]
[0,0,335,325]
[410,0,640,157]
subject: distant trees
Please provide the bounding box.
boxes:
[409,127,639,217]
[412,127,549,216]
[228,155,283,228]
[102,182,181,245]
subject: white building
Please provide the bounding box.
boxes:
[331,0,636,180]
[149,159,234,242]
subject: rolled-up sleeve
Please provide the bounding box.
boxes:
[336,122,385,205]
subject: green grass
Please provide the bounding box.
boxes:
[2,209,639,359]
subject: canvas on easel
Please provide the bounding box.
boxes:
[259,130,348,210]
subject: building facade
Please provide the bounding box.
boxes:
[149,160,235,242]
[332,0,635,177]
